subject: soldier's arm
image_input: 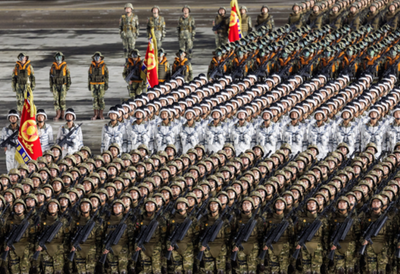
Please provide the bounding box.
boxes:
[66,65,71,89]
[162,17,166,38]
[135,15,140,37]
[49,66,54,90]
[30,65,36,90]
[11,67,17,92]
[104,65,109,90]
[191,17,196,37]
[188,63,193,82]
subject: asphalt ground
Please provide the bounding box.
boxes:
[0,0,295,173]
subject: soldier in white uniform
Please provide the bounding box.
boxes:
[180,109,200,153]
[256,109,281,155]
[282,108,307,156]
[361,107,386,157]
[36,109,54,152]
[307,110,332,160]
[205,108,227,154]
[56,108,83,157]
[335,108,360,155]
[127,108,152,151]
[231,108,254,156]
[155,108,179,151]
[101,106,125,153]
[1,109,19,172]
[386,106,400,152]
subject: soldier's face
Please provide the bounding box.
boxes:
[293,5,300,13]
[183,8,189,17]
[242,201,253,213]
[14,204,24,215]
[113,203,123,215]
[90,198,99,208]
[218,9,225,15]
[275,200,285,211]
[218,195,228,205]
[48,202,58,214]
[370,6,376,12]
[284,195,293,205]
[81,202,90,213]
[262,8,268,14]
[125,7,132,14]
[9,116,18,124]
[241,8,246,14]
[307,201,317,212]
[371,199,382,211]
[153,9,159,17]
[19,56,27,64]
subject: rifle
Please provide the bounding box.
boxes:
[209,54,235,80]
[0,209,33,261]
[125,65,141,83]
[68,209,99,261]
[171,64,188,79]
[165,205,198,260]
[328,204,357,260]
[231,207,261,261]
[231,57,252,80]
[131,207,164,262]
[212,20,227,32]
[196,196,210,221]
[196,207,228,261]
[57,123,83,147]
[99,208,132,264]
[0,130,18,148]
[0,204,10,222]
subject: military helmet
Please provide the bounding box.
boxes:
[182,5,191,12]
[241,197,255,208]
[306,197,320,210]
[175,197,189,208]
[240,6,248,12]
[336,196,350,209]
[218,7,227,13]
[145,198,159,210]
[261,5,269,11]
[13,199,27,211]
[47,199,61,210]
[124,3,134,9]
[208,198,222,210]
[80,198,93,209]
[112,199,126,210]
[151,5,160,12]
[130,49,141,58]
[273,197,287,209]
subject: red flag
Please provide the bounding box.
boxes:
[15,87,42,163]
[142,28,159,89]
[228,0,242,42]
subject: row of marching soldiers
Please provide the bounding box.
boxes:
[2,130,400,274]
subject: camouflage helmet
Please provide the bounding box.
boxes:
[207,198,222,210]
[241,197,255,208]
[58,193,71,205]
[175,197,189,208]
[240,6,248,12]
[4,189,16,200]
[218,7,227,13]
[151,5,160,12]
[54,51,64,61]
[80,146,92,157]
[9,168,21,177]
[21,178,33,189]
[306,197,320,210]
[24,193,38,205]
[336,196,350,209]
[182,5,191,12]
[273,197,287,209]
[112,199,126,210]
[261,5,270,12]
[92,51,104,60]
[47,199,60,210]
[370,195,385,207]
[17,52,28,60]
[80,198,93,210]
[13,199,27,211]
[124,3,134,9]
[145,198,159,210]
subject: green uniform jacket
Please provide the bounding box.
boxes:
[135,212,166,257]
[328,211,360,254]
[360,211,393,254]
[265,212,295,256]
[232,212,264,255]
[296,211,328,255]
[167,212,200,255]
[256,13,274,30]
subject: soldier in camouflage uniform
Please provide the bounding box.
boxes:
[158,48,171,83]
[4,199,37,274]
[119,3,139,60]
[198,198,231,273]
[288,4,304,29]
[178,5,196,61]
[213,7,229,49]
[240,6,252,37]
[328,196,360,274]
[147,6,166,48]
[101,199,133,274]
[12,53,35,114]
[134,198,166,274]
[1,110,20,172]
[231,197,263,274]
[88,51,109,120]
[69,199,103,274]
[35,199,68,274]
[122,49,144,98]
[295,198,328,274]
[49,52,71,121]
[172,49,193,83]
[255,5,274,31]
[167,197,200,274]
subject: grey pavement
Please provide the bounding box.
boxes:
[0,0,295,173]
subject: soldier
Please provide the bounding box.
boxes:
[255,5,274,31]
[167,197,199,274]
[207,50,227,80]
[345,5,361,30]
[307,4,326,31]
[295,198,328,274]
[158,48,171,83]
[257,109,281,155]
[283,109,307,156]
[231,197,263,274]
[178,5,196,61]
[56,108,83,157]
[180,109,200,154]
[361,195,394,273]
[308,110,332,160]
[12,53,35,114]
[101,106,125,153]
[35,199,68,274]
[365,4,381,31]
[148,6,166,48]
[127,108,152,151]
[231,109,255,156]
[36,109,54,152]
[122,49,144,99]
[213,7,229,49]
[198,198,231,273]
[69,199,102,274]
[328,5,343,30]
[3,199,36,274]
[328,196,360,274]
[383,4,398,29]
[101,199,133,274]
[88,51,109,120]
[361,108,386,157]
[49,52,71,120]
[335,109,360,155]
[2,110,20,172]
[119,3,139,60]
[134,198,166,274]
[240,6,252,37]
[288,4,304,29]
[205,108,228,154]
[172,49,193,82]
[387,106,400,152]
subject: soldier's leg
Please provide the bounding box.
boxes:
[267,249,280,273]
[117,247,129,273]
[215,34,221,49]
[6,148,17,172]
[98,85,106,111]
[157,38,162,49]
[122,38,129,59]
[310,245,323,274]
[365,245,378,273]
[332,254,346,273]
[15,87,25,113]
[187,38,194,61]
[60,85,67,111]
[377,248,389,273]
[8,250,24,274]
[128,83,139,98]
[301,249,312,273]
[247,245,259,274]
[182,244,194,273]
[107,253,119,274]
[171,250,184,273]
[344,242,357,273]
[41,252,55,274]
[215,244,227,273]
[236,251,248,274]
[52,86,60,111]
[127,36,136,55]
[179,38,186,52]
[219,35,228,47]
[202,248,216,273]
[91,85,100,110]
[278,243,291,274]
[74,254,87,274]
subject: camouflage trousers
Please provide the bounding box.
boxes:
[171,243,194,272]
[138,243,162,274]
[128,82,145,98]
[51,85,67,111]
[235,243,259,274]
[364,244,389,273]
[15,85,27,112]
[9,248,31,274]
[215,34,228,49]
[122,35,136,58]
[331,242,357,273]
[301,243,323,274]
[40,248,64,274]
[201,244,227,273]
[106,247,129,274]
[267,242,291,273]
[179,37,193,60]
[90,84,106,110]
[73,248,97,274]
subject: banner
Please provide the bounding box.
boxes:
[142,28,159,89]
[15,87,42,163]
[228,0,242,42]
